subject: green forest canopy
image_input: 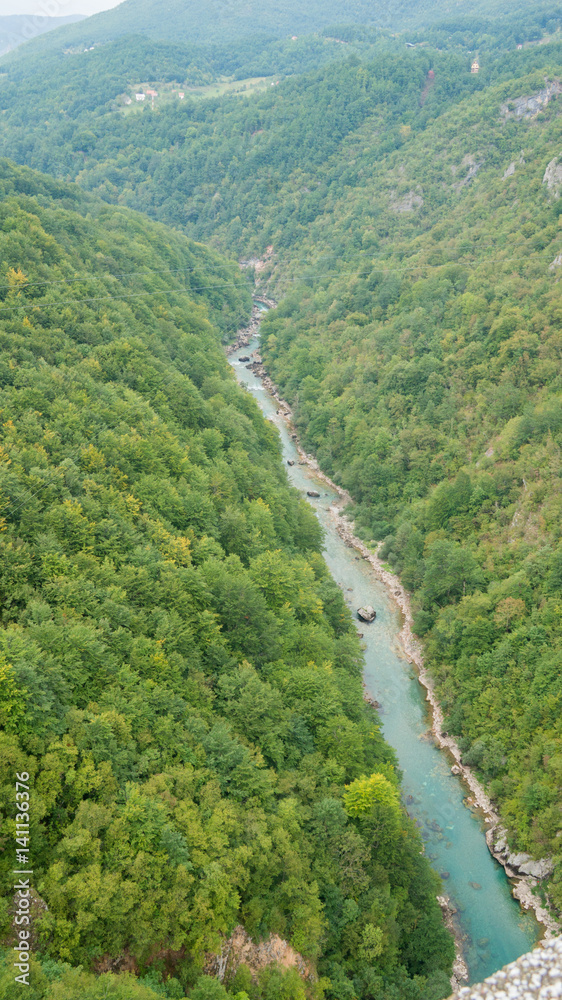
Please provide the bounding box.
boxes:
[0,0,520,55]
[5,0,562,61]
[258,71,562,912]
[0,162,453,1000]
[2,0,562,991]
[5,15,559,920]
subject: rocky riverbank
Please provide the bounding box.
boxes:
[438,896,470,987]
[332,505,559,940]
[232,312,560,945]
[309,454,558,940]
[226,303,263,354]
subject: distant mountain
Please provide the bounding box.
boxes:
[0,14,85,56]
[2,0,548,57]
[2,0,560,67]
[45,0,441,44]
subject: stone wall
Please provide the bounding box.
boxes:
[449,937,562,999]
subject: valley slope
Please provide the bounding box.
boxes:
[0,162,454,1000]
[1,2,562,993]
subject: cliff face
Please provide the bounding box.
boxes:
[204,926,314,984]
[449,937,562,999]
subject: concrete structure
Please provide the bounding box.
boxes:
[449,938,562,999]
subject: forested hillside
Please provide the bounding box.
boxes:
[0,31,382,119]
[0,0,494,55]
[259,75,562,911]
[3,33,562,260]
[0,161,454,999]
[0,52,525,249]
[6,16,560,918]
[5,0,562,61]
[2,0,562,993]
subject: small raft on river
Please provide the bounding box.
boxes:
[357,605,376,623]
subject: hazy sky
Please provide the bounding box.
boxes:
[0,0,122,16]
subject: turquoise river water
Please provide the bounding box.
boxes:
[229,316,540,985]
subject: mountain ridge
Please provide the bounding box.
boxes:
[5,0,560,61]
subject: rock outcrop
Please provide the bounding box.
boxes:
[490,829,554,879]
[453,154,484,190]
[501,80,562,119]
[543,156,562,197]
[390,188,424,212]
[204,925,314,984]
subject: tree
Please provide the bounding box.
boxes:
[359,923,384,961]
[422,540,483,605]
[189,977,230,1000]
[494,597,526,631]
[343,773,400,818]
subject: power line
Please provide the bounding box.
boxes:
[1,466,69,521]
[0,245,558,314]
[0,239,558,516]
[0,233,550,294]
[0,231,557,518]
[0,260,243,292]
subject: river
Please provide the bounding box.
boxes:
[228,313,540,985]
